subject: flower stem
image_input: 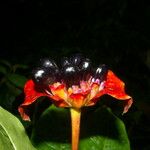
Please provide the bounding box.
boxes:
[70,108,81,150]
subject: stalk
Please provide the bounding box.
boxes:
[70,108,81,150]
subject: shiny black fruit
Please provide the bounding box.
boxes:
[61,65,79,86]
[32,67,57,85]
[78,58,92,80]
[70,54,84,66]
[61,57,70,67]
[40,58,58,69]
[62,65,77,77]
[94,64,108,81]
[79,58,91,71]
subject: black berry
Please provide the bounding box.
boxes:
[79,58,91,71]
[61,65,79,86]
[70,54,84,66]
[94,64,108,81]
[61,57,70,67]
[32,67,58,85]
[40,58,58,69]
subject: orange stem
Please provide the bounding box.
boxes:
[70,108,81,150]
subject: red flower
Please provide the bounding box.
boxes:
[18,55,132,121]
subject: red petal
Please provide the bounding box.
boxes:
[18,80,49,121]
[95,70,133,113]
[19,81,70,120]
[53,100,70,107]
[122,98,133,114]
[104,70,133,113]
[69,93,86,108]
[50,84,68,100]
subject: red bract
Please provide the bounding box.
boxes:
[18,70,132,121]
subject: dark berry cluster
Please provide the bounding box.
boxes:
[32,54,108,87]
[61,54,92,86]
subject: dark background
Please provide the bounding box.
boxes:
[0,0,150,150]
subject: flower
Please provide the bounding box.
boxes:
[18,54,133,121]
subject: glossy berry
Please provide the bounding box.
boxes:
[40,58,58,69]
[94,64,108,81]
[61,65,79,86]
[61,57,70,67]
[79,58,91,71]
[62,65,77,77]
[70,54,84,66]
[32,67,57,85]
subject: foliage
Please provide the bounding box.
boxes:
[0,60,28,112]
[0,107,36,150]
[31,105,130,150]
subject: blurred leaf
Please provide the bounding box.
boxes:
[6,81,22,95]
[0,82,22,110]
[7,73,27,88]
[0,59,11,69]
[0,107,36,150]
[12,64,28,72]
[0,65,7,75]
[31,105,130,150]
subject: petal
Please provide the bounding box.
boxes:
[22,80,48,104]
[80,81,90,93]
[72,85,80,94]
[50,84,68,100]
[18,80,49,121]
[104,70,133,113]
[86,83,100,106]
[89,83,100,99]
[104,70,130,99]
[53,99,70,107]
[122,97,133,114]
[50,83,70,107]
[69,93,86,108]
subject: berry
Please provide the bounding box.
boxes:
[94,64,108,81]
[40,58,58,69]
[61,65,79,86]
[32,67,58,85]
[70,54,84,66]
[79,58,91,71]
[62,65,77,77]
[61,57,70,67]
[78,58,92,80]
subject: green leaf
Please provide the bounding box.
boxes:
[0,107,36,150]
[0,82,22,110]
[0,59,11,68]
[31,106,130,150]
[0,65,7,74]
[7,73,27,88]
[12,64,28,72]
